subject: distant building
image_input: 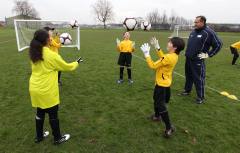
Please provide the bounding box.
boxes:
[0,21,5,27]
[5,15,41,27]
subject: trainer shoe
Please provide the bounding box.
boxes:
[54,134,70,145]
[147,114,161,122]
[117,79,124,84]
[164,126,175,138]
[34,131,50,143]
[128,79,133,84]
[177,91,190,96]
[196,98,205,104]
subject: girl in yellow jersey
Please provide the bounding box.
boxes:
[29,29,80,144]
[43,27,63,85]
[116,32,135,84]
[140,37,185,138]
[230,41,240,65]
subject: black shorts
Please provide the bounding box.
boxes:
[153,85,171,104]
[118,52,132,67]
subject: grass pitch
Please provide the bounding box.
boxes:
[0,27,240,153]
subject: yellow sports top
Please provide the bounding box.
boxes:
[146,50,178,87]
[49,36,61,53]
[231,41,240,50]
[117,40,135,53]
[29,47,78,109]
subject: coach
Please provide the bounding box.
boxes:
[179,16,222,104]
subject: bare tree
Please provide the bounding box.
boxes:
[12,0,39,18]
[92,0,114,29]
[161,10,168,24]
[146,9,161,24]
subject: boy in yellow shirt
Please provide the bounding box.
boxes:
[140,37,185,138]
[230,41,240,65]
[116,32,135,84]
[43,27,63,85]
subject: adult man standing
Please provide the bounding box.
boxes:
[179,16,222,104]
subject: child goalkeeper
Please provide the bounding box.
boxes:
[140,37,185,138]
[116,32,135,84]
[43,27,63,85]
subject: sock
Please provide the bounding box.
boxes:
[127,68,131,79]
[120,67,124,80]
[160,111,171,130]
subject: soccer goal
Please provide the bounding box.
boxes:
[169,25,194,39]
[14,19,80,52]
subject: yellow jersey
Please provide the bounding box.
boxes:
[117,40,135,53]
[146,50,178,87]
[231,41,240,50]
[49,36,61,53]
[29,47,78,109]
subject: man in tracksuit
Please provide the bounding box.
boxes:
[179,16,222,104]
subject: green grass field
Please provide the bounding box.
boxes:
[0,27,240,153]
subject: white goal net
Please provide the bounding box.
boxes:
[14,19,80,52]
[169,25,194,38]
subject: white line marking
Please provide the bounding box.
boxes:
[0,39,15,44]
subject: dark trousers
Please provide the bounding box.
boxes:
[230,46,239,65]
[58,71,62,82]
[184,58,205,99]
[153,85,171,130]
[35,105,61,141]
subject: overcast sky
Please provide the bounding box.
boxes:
[1,0,240,24]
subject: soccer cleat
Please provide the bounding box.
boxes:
[128,79,133,84]
[164,126,175,138]
[148,114,161,122]
[34,131,49,143]
[177,91,190,96]
[54,134,70,145]
[196,98,205,104]
[117,79,124,84]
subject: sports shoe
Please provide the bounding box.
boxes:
[164,126,175,138]
[34,131,49,143]
[54,134,70,145]
[196,97,205,104]
[117,79,124,84]
[177,91,190,96]
[128,79,133,84]
[148,114,161,122]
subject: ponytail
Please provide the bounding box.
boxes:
[29,29,49,63]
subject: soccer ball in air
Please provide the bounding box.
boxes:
[141,21,151,31]
[123,18,137,31]
[60,33,72,45]
[70,20,78,28]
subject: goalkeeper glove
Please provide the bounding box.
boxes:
[116,38,120,46]
[132,41,135,49]
[140,43,151,57]
[150,37,160,50]
[198,52,209,59]
[76,57,83,63]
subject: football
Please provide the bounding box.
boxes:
[60,33,72,45]
[141,21,151,31]
[70,20,78,28]
[123,18,137,31]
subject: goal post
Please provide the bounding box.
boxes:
[14,19,80,52]
[169,25,194,39]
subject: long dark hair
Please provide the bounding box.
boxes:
[29,29,49,63]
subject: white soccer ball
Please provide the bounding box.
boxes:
[70,20,78,28]
[60,33,72,45]
[141,21,151,31]
[123,18,137,31]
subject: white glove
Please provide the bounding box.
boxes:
[116,38,120,46]
[140,43,151,57]
[132,41,135,49]
[150,37,160,50]
[198,52,209,59]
